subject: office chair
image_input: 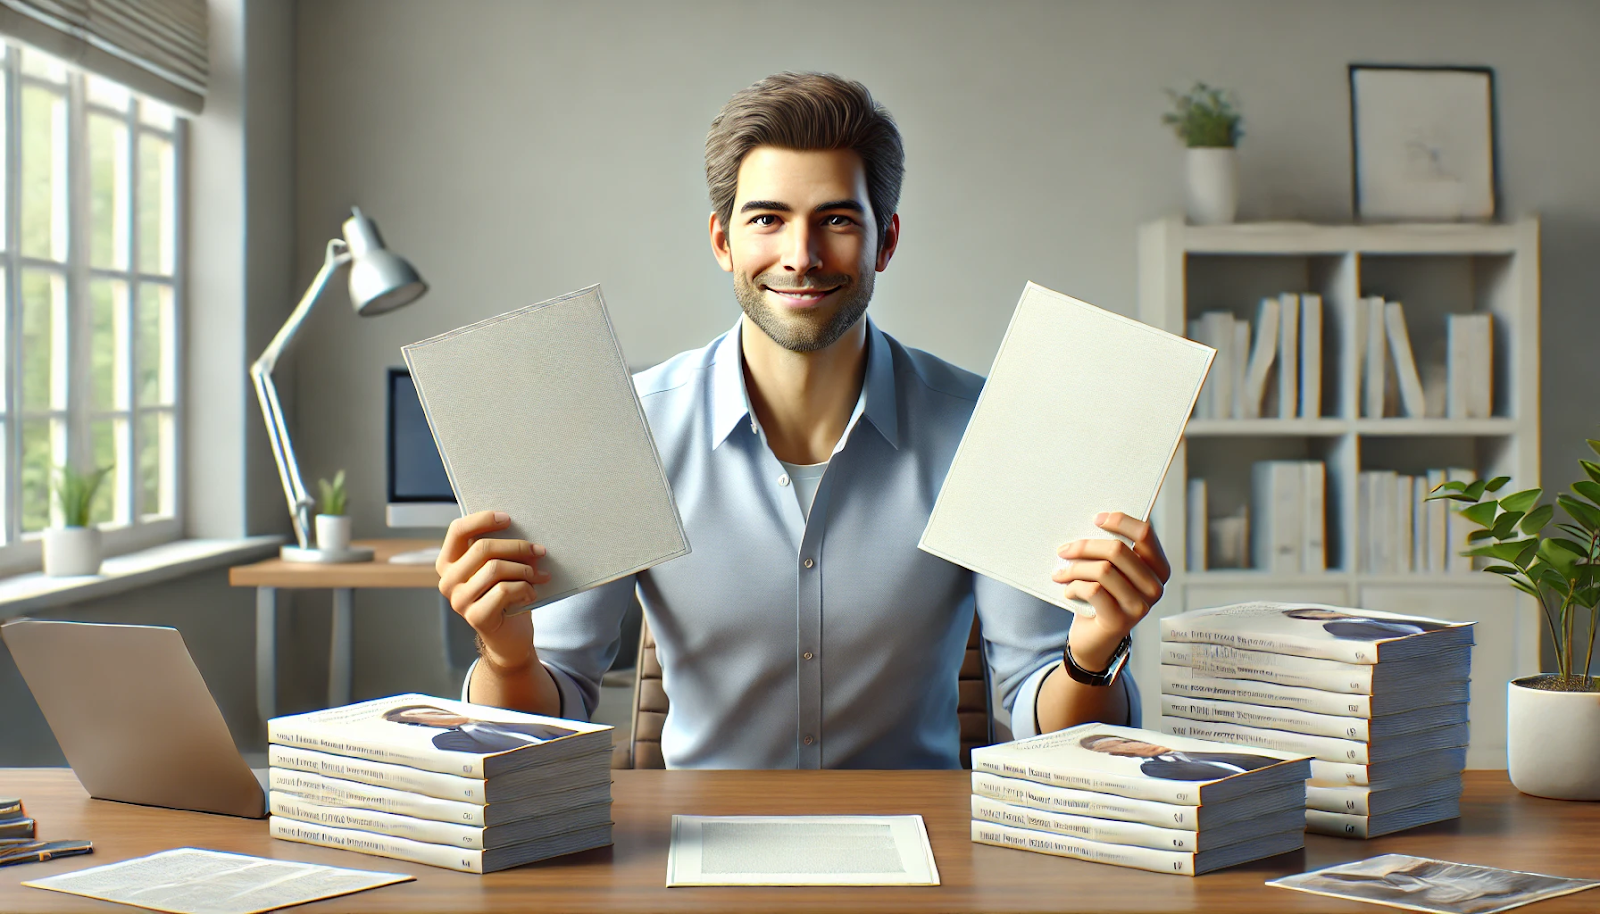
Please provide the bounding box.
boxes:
[611,617,994,769]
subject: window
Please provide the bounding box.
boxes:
[0,43,185,573]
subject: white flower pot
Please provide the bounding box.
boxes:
[1507,676,1600,800]
[43,526,102,576]
[316,514,353,554]
[1185,147,1239,225]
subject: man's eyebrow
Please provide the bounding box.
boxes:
[738,199,866,214]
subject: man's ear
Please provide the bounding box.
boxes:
[875,212,901,272]
[709,212,734,273]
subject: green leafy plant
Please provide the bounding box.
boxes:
[1428,444,1600,691]
[1162,82,1243,148]
[317,469,348,517]
[53,464,111,528]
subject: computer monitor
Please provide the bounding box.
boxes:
[386,367,461,528]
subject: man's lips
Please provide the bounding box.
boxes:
[763,285,840,304]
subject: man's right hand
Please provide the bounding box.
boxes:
[437,510,551,674]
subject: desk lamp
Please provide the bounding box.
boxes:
[251,206,428,562]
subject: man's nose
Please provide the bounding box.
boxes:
[781,222,822,273]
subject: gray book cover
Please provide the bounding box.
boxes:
[401,285,688,610]
[919,282,1211,615]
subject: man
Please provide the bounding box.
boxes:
[383,704,580,754]
[1283,608,1453,641]
[1078,734,1280,781]
[438,73,1169,768]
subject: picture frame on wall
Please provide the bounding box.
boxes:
[1349,65,1498,222]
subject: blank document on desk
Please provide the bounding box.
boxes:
[919,282,1212,614]
[666,815,939,886]
[402,285,689,610]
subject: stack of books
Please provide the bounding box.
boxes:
[969,723,1310,875]
[1187,292,1323,421]
[267,694,614,873]
[1359,467,1477,574]
[0,796,31,843]
[1161,603,1475,838]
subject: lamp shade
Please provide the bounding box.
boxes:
[341,206,427,315]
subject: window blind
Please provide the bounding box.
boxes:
[0,0,207,114]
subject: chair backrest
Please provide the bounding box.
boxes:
[610,616,993,769]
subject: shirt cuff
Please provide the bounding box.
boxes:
[1008,656,1144,739]
[459,657,589,721]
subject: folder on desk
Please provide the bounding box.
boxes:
[402,285,689,611]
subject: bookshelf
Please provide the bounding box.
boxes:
[1135,216,1541,768]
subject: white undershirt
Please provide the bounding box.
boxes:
[779,459,829,520]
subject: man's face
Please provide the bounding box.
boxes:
[711,146,898,353]
[1087,737,1168,758]
[1289,609,1349,621]
[391,707,470,728]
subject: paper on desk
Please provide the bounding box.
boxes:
[1269,854,1600,914]
[23,847,412,914]
[665,815,939,886]
[919,282,1212,616]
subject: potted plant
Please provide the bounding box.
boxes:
[45,465,111,576]
[1429,449,1600,799]
[1162,81,1243,225]
[316,469,352,554]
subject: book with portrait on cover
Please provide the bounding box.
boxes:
[402,284,689,613]
[1161,602,1474,664]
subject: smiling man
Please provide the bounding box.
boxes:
[438,72,1170,768]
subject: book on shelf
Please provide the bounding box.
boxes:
[970,819,1304,877]
[267,767,611,827]
[1305,775,1464,817]
[1395,474,1416,574]
[1425,468,1448,573]
[267,694,613,779]
[967,723,1309,806]
[1251,461,1302,574]
[1241,296,1280,420]
[1303,461,1326,572]
[1361,296,1386,418]
[1276,292,1299,420]
[1445,313,1493,419]
[1384,301,1427,418]
[969,795,1296,854]
[1208,509,1250,570]
[1195,311,1235,421]
[1299,293,1322,418]
[1160,717,1470,766]
[968,771,1301,832]
[1304,796,1462,839]
[1411,473,1429,573]
[1160,695,1469,743]
[1186,478,1207,573]
[268,793,612,851]
[269,816,614,874]
[1159,665,1471,719]
[1160,641,1473,694]
[1231,319,1251,419]
[1160,602,1474,664]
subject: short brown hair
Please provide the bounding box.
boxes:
[705,72,905,249]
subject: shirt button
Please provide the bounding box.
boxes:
[803,651,814,660]
[803,735,815,745]
[778,474,790,487]
[803,558,814,569]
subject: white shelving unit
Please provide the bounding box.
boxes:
[1135,216,1541,768]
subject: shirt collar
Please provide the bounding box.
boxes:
[707,316,900,451]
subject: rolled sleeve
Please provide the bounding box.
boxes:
[1007,658,1144,739]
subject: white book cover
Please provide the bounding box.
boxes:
[1231,319,1251,419]
[920,283,1211,615]
[1187,477,1207,573]
[270,816,612,874]
[1251,461,1301,573]
[970,795,1204,853]
[1426,468,1448,573]
[1160,695,1463,743]
[269,744,494,803]
[969,771,1205,830]
[1303,461,1326,573]
[1198,311,1234,423]
[269,767,493,825]
[1305,777,1463,817]
[1384,301,1427,418]
[968,723,1307,806]
[401,285,690,611]
[1277,292,1299,420]
[1242,297,1281,419]
[1309,747,1469,788]
[1299,293,1322,418]
[972,820,1303,877]
[1445,313,1493,419]
[1160,602,1473,664]
[1469,313,1494,417]
[1362,297,1387,418]
[1160,665,1377,718]
[1396,475,1415,574]
[1372,470,1398,574]
[1446,467,1477,572]
[269,694,613,778]
[269,792,610,851]
[1160,716,1370,764]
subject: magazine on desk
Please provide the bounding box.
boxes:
[268,694,613,778]
[1162,602,1474,664]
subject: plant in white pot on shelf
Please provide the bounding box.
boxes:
[1429,449,1600,800]
[45,465,111,576]
[1162,81,1243,225]
[316,470,352,555]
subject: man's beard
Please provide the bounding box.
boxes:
[733,267,874,353]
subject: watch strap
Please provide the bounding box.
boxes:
[1063,634,1131,687]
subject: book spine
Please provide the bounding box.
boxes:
[1446,314,1467,419]
[1232,319,1251,419]
[1302,461,1325,573]
[271,793,484,849]
[1305,784,1372,816]
[1159,622,1373,665]
[968,757,1192,805]
[268,745,488,803]
[1396,474,1415,574]
[1206,312,1235,424]
[1426,468,1448,573]
[1309,759,1372,787]
[1304,808,1370,839]
[1161,696,1369,742]
[1363,297,1387,418]
[1242,297,1280,420]
[269,721,487,778]
[1159,643,1374,693]
[1470,314,1493,418]
[1299,293,1321,418]
[270,816,485,873]
[970,820,1195,876]
[1187,477,1207,573]
[269,768,487,826]
[1160,666,1371,717]
[1374,470,1398,574]
[1161,716,1368,764]
[970,772,1198,830]
[1384,301,1427,417]
[1412,473,1428,574]
[1277,293,1299,420]
[970,795,1198,853]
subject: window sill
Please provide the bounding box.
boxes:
[0,536,285,619]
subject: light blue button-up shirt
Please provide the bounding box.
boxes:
[468,317,1140,768]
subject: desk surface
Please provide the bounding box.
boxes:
[228,539,441,589]
[1,769,1595,913]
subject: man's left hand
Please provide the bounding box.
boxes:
[1051,511,1171,672]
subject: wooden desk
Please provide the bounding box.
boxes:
[229,539,443,723]
[2,769,1596,913]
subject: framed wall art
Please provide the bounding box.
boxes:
[1349,65,1498,222]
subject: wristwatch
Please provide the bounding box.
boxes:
[1063,634,1132,687]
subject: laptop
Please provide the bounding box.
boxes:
[2,619,267,818]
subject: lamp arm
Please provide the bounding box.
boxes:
[250,239,352,549]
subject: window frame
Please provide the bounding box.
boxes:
[0,45,187,576]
